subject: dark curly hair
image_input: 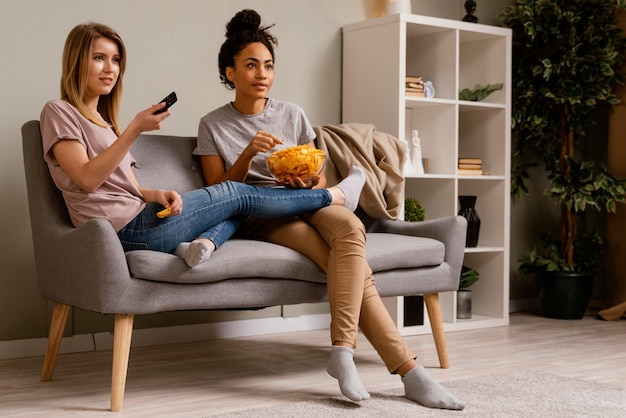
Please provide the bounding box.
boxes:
[218,9,277,90]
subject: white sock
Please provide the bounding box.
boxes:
[175,240,214,267]
[335,166,366,211]
[402,365,465,410]
[327,346,370,402]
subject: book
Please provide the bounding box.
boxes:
[405,91,426,97]
[406,75,423,83]
[458,168,483,175]
[406,86,425,92]
[458,158,482,165]
[458,163,482,169]
[406,82,424,89]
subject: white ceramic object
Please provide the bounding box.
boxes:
[387,0,411,15]
[410,130,425,174]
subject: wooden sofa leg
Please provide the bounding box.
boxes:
[423,293,450,369]
[110,313,134,412]
[41,302,71,381]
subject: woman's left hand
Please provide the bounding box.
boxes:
[283,174,320,189]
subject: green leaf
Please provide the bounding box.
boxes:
[459,265,480,289]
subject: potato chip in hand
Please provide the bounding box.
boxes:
[156,207,172,218]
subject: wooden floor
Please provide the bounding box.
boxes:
[0,312,624,417]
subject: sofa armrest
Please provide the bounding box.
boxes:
[36,217,132,313]
[368,216,467,280]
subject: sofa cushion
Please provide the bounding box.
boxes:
[365,233,444,271]
[127,239,326,284]
[127,233,444,284]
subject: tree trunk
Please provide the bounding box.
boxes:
[559,104,576,266]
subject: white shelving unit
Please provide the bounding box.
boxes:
[342,14,511,335]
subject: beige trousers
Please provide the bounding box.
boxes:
[244,205,415,373]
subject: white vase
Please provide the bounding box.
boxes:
[410,130,425,174]
[387,0,411,15]
[401,137,413,176]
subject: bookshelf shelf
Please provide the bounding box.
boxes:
[342,14,511,334]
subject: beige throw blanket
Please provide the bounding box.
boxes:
[314,123,406,220]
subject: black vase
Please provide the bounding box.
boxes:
[458,195,480,247]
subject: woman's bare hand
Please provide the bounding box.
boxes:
[283,174,320,189]
[244,130,284,157]
[126,104,171,137]
[145,189,182,217]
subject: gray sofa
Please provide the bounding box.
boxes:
[21,120,467,411]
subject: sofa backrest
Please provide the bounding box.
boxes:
[131,134,205,193]
[131,132,383,227]
[22,120,74,235]
[24,123,381,238]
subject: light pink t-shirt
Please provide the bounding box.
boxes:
[40,99,145,231]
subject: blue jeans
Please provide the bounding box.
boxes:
[198,216,244,250]
[117,180,332,253]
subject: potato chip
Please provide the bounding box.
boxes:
[266,145,325,183]
[156,207,172,218]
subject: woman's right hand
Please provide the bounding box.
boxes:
[126,103,171,137]
[243,130,284,158]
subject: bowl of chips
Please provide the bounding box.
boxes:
[266,145,325,184]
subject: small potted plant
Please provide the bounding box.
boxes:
[457,265,479,319]
[501,0,626,319]
[404,197,425,222]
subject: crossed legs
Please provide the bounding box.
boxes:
[244,206,464,410]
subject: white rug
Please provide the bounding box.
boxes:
[218,371,626,417]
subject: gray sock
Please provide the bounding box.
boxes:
[327,346,370,402]
[175,240,214,267]
[335,166,366,211]
[402,365,465,410]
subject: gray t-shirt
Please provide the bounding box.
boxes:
[40,99,145,231]
[194,98,316,187]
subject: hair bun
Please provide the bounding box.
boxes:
[226,9,261,37]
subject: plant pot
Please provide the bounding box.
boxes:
[535,270,594,320]
[456,289,472,319]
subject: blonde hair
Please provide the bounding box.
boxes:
[60,22,126,135]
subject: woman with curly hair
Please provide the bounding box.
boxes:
[194,9,464,410]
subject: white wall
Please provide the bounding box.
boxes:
[0,0,511,342]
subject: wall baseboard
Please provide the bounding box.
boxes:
[0,313,331,361]
[509,297,604,317]
[509,298,540,314]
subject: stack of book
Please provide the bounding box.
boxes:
[406,75,426,97]
[458,158,483,175]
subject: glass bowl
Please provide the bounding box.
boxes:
[266,145,325,184]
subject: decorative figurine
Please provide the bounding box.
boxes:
[401,135,413,176]
[387,0,412,15]
[462,0,479,23]
[411,130,425,175]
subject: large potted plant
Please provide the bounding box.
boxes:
[501,0,626,319]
